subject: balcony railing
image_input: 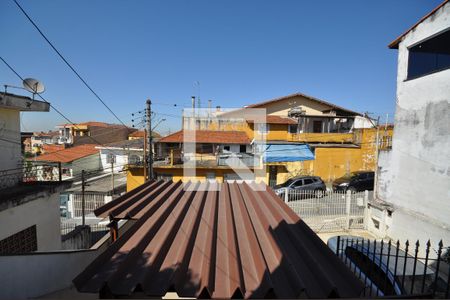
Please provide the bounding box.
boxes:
[0,161,65,190]
[288,132,354,143]
[217,153,260,167]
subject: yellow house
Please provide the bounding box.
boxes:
[126,92,393,191]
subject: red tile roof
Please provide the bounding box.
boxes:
[244,92,362,116]
[247,115,297,125]
[74,180,364,298]
[129,130,161,138]
[41,143,66,154]
[389,0,449,49]
[33,144,99,163]
[159,130,250,144]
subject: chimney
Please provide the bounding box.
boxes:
[191,96,195,111]
[216,105,221,112]
[208,99,212,113]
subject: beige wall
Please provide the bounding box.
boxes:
[255,95,333,116]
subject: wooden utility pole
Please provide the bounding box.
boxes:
[81,170,86,226]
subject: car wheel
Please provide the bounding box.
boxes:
[315,189,324,198]
[347,187,357,194]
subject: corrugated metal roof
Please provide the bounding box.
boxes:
[74,180,364,298]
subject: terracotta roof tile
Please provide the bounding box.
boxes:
[129,130,161,138]
[74,180,364,298]
[33,144,99,163]
[247,115,297,125]
[159,130,250,144]
[244,92,362,116]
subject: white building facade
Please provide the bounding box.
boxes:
[377,2,450,245]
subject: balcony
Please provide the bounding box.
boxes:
[154,150,261,169]
[288,132,354,143]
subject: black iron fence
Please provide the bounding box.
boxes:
[334,236,450,298]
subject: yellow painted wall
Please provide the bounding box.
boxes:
[126,167,145,192]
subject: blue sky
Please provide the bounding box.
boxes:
[0,0,442,135]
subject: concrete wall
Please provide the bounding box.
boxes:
[0,108,22,182]
[383,3,450,243]
[0,250,98,299]
[71,153,101,178]
[0,190,62,251]
[99,149,129,173]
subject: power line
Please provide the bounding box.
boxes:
[13,0,126,127]
[0,56,139,162]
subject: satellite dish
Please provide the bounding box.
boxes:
[23,78,45,94]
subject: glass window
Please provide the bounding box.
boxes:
[289,124,298,133]
[239,144,246,153]
[292,179,303,187]
[407,29,450,79]
[303,178,314,185]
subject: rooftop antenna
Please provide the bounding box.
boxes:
[193,81,200,114]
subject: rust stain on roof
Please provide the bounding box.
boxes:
[33,144,98,163]
[74,180,364,298]
[159,130,250,144]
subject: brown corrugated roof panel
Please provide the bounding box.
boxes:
[74,180,364,298]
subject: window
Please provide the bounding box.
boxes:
[289,124,298,134]
[407,29,450,79]
[223,145,230,151]
[0,225,37,254]
[239,145,246,153]
[292,179,303,187]
[303,178,314,185]
[313,121,323,133]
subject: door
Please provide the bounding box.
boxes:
[313,121,323,133]
[269,166,277,188]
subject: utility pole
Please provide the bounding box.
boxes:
[81,170,86,226]
[110,156,115,195]
[143,129,147,180]
[146,99,153,180]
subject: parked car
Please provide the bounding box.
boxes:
[332,171,374,193]
[273,176,327,199]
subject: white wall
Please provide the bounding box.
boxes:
[0,108,22,177]
[383,3,450,243]
[353,116,375,129]
[0,250,98,299]
[99,149,128,173]
[0,191,62,251]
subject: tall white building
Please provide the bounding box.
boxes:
[377,1,450,244]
